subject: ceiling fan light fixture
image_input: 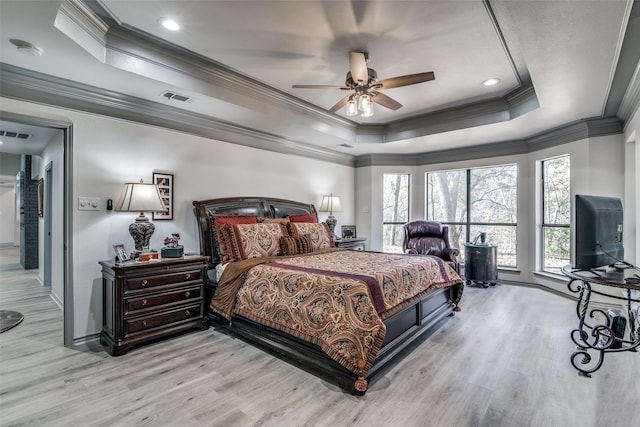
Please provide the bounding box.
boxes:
[345,97,358,116]
[360,102,374,117]
[358,93,371,111]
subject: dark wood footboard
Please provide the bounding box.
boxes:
[208,286,456,395]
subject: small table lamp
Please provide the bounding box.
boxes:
[319,193,343,236]
[115,180,167,254]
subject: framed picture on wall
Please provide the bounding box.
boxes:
[37,178,44,217]
[152,172,173,220]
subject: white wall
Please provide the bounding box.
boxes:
[0,186,15,245]
[623,105,639,266]
[1,97,355,340]
[37,133,65,304]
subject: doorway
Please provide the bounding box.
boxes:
[0,111,73,347]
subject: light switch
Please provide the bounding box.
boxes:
[79,197,100,211]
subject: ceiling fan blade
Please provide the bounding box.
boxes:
[371,91,402,110]
[329,94,352,113]
[349,52,368,86]
[375,72,435,89]
[292,85,350,90]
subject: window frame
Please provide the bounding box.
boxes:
[382,173,411,253]
[540,155,571,274]
[426,164,518,267]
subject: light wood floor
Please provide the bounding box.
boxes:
[1,245,639,427]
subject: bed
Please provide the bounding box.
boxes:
[193,196,464,394]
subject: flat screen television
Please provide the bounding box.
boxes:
[573,195,624,270]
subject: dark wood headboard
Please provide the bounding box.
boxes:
[192,196,317,267]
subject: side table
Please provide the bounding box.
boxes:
[561,265,640,377]
[464,243,498,287]
[100,255,209,356]
[335,237,367,250]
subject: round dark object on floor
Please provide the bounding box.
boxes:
[0,310,24,333]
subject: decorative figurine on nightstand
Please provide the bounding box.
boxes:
[161,233,184,258]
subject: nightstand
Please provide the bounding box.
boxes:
[99,255,209,356]
[336,237,367,250]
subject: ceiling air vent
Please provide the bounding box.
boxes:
[161,91,194,103]
[0,130,31,139]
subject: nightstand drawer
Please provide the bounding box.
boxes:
[125,269,202,291]
[125,303,202,335]
[125,286,202,314]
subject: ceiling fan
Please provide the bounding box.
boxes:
[292,51,435,117]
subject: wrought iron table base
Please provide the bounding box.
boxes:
[565,273,640,378]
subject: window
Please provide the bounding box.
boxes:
[383,173,410,253]
[541,155,570,274]
[427,164,517,267]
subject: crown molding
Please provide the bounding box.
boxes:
[618,59,640,125]
[1,63,623,169]
[354,116,622,167]
[0,63,355,166]
[355,84,538,144]
[604,0,640,121]
[54,0,108,62]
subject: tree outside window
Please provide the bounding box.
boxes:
[541,155,570,274]
[427,165,517,267]
[383,173,409,253]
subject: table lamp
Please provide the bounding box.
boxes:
[115,180,166,254]
[319,193,342,236]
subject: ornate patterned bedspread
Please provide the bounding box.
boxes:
[212,250,463,378]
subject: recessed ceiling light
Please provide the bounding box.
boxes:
[482,78,501,87]
[159,18,180,31]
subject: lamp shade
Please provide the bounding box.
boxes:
[115,182,166,214]
[114,182,167,253]
[318,194,343,214]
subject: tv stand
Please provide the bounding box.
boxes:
[561,266,640,377]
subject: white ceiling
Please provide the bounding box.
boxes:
[0,0,636,158]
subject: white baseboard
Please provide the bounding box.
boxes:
[49,292,63,310]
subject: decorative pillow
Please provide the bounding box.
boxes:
[211,214,258,263]
[287,222,334,250]
[225,222,288,260]
[260,217,290,223]
[287,213,318,223]
[279,235,314,256]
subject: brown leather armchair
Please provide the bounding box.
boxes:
[402,220,460,274]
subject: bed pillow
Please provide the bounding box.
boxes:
[287,213,318,223]
[279,235,314,256]
[211,214,259,263]
[287,222,334,250]
[225,222,288,260]
[260,217,290,223]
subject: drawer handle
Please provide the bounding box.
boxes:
[185,310,191,316]
[142,299,147,306]
[185,273,191,280]
[141,279,148,287]
[185,291,191,298]
[142,320,147,327]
